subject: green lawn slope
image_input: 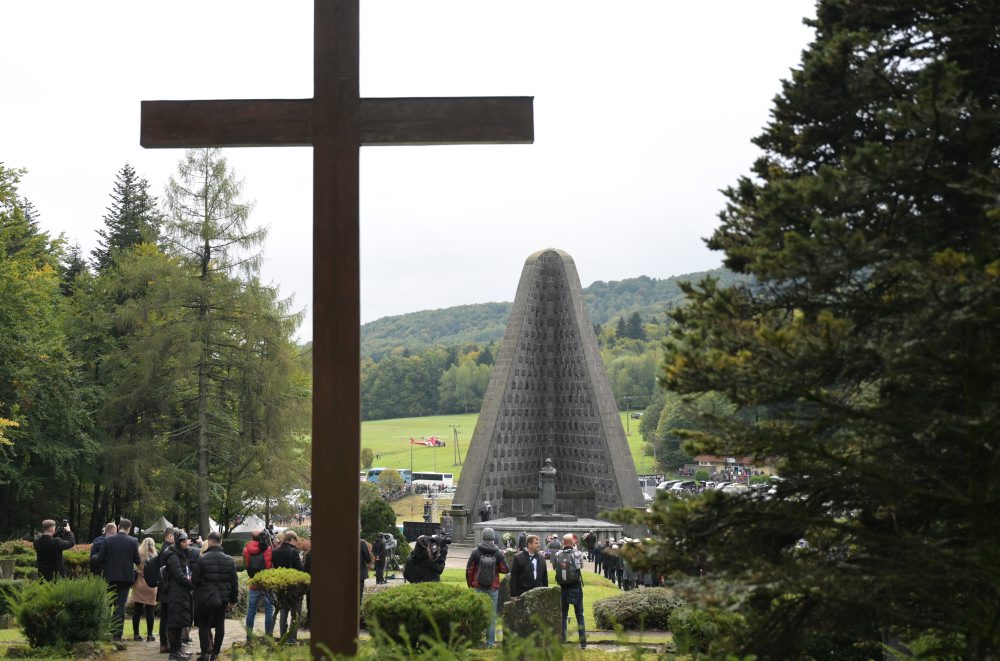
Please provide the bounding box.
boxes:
[361,412,655,483]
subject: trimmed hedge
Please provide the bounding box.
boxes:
[0,579,27,618]
[8,576,114,648]
[221,538,245,556]
[361,582,491,647]
[668,606,747,655]
[593,587,686,630]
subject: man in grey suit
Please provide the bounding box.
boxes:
[96,518,140,641]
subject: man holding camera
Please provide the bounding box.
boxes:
[34,519,75,581]
[403,533,449,584]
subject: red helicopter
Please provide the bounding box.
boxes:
[409,436,446,447]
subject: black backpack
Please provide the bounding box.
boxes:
[143,555,159,588]
[247,549,267,578]
[476,552,497,588]
[553,549,581,585]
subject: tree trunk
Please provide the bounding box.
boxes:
[197,347,210,539]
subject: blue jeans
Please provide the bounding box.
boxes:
[246,588,274,636]
[560,583,586,645]
[475,587,499,647]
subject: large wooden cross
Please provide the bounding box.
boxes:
[140,1,532,656]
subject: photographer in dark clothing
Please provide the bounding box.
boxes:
[192,532,237,661]
[403,534,448,584]
[372,534,387,584]
[271,531,304,643]
[34,519,75,580]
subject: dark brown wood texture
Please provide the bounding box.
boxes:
[139,0,533,656]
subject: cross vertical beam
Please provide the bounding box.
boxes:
[311,0,361,655]
[139,1,532,656]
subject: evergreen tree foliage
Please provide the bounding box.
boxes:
[618,2,1000,656]
[92,164,161,272]
[625,311,647,340]
[614,316,627,339]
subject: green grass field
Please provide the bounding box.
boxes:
[436,567,641,635]
[360,412,655,483]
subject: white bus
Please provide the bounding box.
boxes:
[411,471,454,492]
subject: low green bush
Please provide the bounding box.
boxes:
[0,579,27,617]
[253,568,310,643]
[668,606,746,655]
[8,576,114,648]
[221,538,245,556]
[0,540,35,559]
[62,550,90,578]
[13,566,38,580]
[593,587,686,630]
[361,582,490,648]
[231,554,245,573]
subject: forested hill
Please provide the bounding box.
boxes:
[361,267,743,358]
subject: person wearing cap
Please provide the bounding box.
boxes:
[465,528,509,648]
[163,530,195,660]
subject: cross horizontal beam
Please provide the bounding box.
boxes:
[140,97,533,148]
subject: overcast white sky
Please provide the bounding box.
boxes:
[2,1,815,338]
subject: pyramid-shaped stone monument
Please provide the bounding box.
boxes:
[454,249,646,520]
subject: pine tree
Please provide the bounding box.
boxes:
[620,1,1000,656]
[625,311,647,340]
[92,164,161,272]
[614,316,627,339]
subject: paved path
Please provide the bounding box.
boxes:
[119,612,310,660]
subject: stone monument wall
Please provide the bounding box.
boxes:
[454,249,646,519]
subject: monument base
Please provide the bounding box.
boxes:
[473,516,623,544]
[516,513,578,522]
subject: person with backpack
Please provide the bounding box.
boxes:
[553,533,587,649]
[242,529,275,640]
[465,528,509,648]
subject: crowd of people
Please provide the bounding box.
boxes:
[33,519,310,661]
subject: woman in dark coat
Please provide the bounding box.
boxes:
[164,531,194,660]
[192,532,238,661]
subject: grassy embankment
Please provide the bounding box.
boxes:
[361,412,655,482]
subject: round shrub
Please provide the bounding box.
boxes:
[593,587,686,630]
[62,550,91,577]
[221,538,245,556]
[0,579,27,618]
[9,576,114,648]
[668,606,746,655]
[361,582,491,647]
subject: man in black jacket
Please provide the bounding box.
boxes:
[96,518,140,641]
[192,532,237,661]
[271,531,303,643]
[156,529,176,654]
[403,535,447,584]
[510,534,548,598]
[89,522,116,576]
[33,519,75,581]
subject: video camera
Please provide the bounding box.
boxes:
[428,533,452,547]
[258,523,277,548]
